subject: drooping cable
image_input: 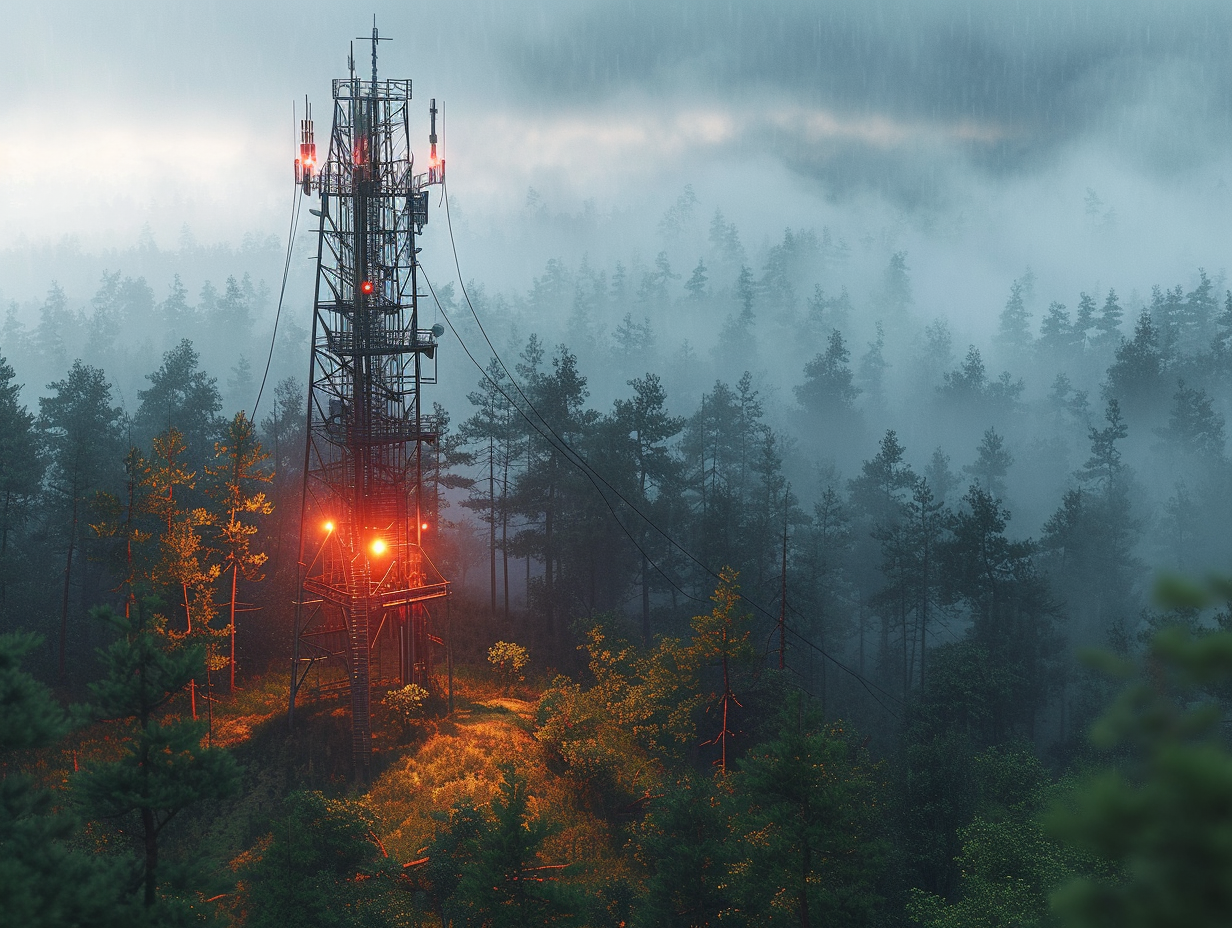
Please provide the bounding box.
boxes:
[251,146,305,422]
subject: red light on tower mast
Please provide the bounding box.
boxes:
[360,280,375,295]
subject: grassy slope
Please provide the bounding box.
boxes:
[172,668,631,920]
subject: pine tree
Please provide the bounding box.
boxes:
[613,374,684,644]
[38,360,123,681]
[735,264,755,316]
[1048,621,1232,928]
[0,633,136,928]
[1104,312,1164,420]
[636,773,734,926]
[240,791,399,928]
[708,209,746,271]
[858,322,888,411]
[797,479,856,706]
[924,447,959,505]
[997,280,1032,354]
[462,358,511,622]
[159,273,195,340]
[1157,380,1227,462]
[34,282,76,369]
[730,693,888,926]
[940,345,989,404]
[689,567,754,772]
[511,342,596,644]
[0,354,43,623]
[880,251,912,317]
[143,428,222,719]
[940,487,1057,740]
[206,412,273,691]
[447,766,578,927]
[963,428,1014,500]
[134,339,223,466]
[1073,292,1097,350]
[1180,268,1218,353]
[684,258,708,301]
[1080,399,1129,492]
[78,602,240,911]
[1038,301,1074,362]
[1092,288,1124,351]
[795,329,861,419]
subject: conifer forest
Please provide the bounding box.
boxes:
[6,3,1232,927]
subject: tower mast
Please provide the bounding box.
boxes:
[289,24,449,780]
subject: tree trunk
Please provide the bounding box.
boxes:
[142,805,158,907]
[59,495,78,684]
[489,435,496,620]
[1,489,11,621]
[641,555,652,647]
[183,582,197,719]
[544,477,555,640]
[501,465,510,627]
[799,842,811,928]
[230,561,238,691]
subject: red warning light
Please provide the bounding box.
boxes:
[360,280,374,295]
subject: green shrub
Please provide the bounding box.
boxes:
[487,641,529,692]
[383,683,430,729]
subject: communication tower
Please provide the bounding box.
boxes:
[289,23,449,779]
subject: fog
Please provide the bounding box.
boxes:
[4,1,1232,597]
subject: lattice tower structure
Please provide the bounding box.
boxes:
[290,33,448,780]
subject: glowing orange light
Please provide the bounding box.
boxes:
[360,280,374,294]
[371,539,387,555]
[323,520,335,532]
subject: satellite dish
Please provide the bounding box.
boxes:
[430,323,445,338]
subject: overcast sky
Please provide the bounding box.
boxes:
[3,1,1231,314]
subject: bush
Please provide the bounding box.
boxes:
[383,683,430,730]
[487,641,529,692]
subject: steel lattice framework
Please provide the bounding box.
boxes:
[289,27,448,779]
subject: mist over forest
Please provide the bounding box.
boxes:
[5,2,1232,926]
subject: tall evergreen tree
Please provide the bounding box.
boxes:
[997,279,1032,355]
[796,329,860,420]
[730,694,888,926]
[1104,311,1165,421]
[78,602,240,912]
[462,358,515,623]
[0,354,43,624]
[858,322,888,412]
[0,632,136,928]
[963,428,1014,500]
[1092,288,1124,351]
[205,411,273,691]
[1038,301,1075,363]
[447,767,578,927]
[39,360,123,681]
[134,339,223,466]
[1073,292,1097,350]
[612,373,684,644]
[684,258,708,301]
